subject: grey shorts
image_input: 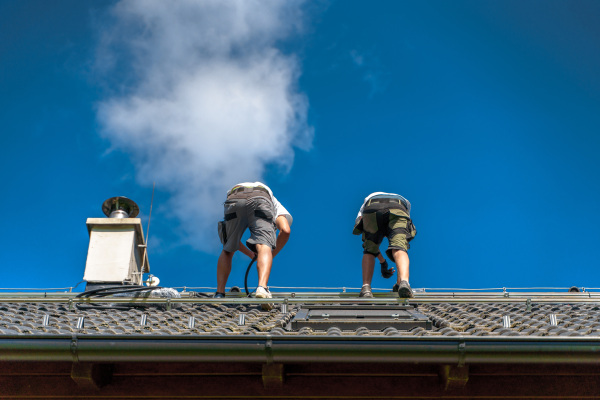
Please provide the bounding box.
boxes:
[218,196,276,253]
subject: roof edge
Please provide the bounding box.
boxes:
[2,335,599,364]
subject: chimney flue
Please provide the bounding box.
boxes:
[102,196,140,218]
[84,196,149,289]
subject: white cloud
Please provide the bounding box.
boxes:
[96,0,312,251]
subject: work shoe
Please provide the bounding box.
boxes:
[213,292,225,299]
[359,284,374,298]
[397,280,413,298]
[255,286,273,311]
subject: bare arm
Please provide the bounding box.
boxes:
[238,242,255,259]
[379,252,395,278]
[272,215,291,258]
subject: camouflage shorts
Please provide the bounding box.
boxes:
[359,205,416,259]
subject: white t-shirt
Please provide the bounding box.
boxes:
[356,192,411,221]
[228,182,293,226]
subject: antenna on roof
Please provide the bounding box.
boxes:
[140,182,155,274]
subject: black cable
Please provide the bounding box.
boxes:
[76,304,133,311]
[76,285,163,298]
[244,256,258,297]
[75,285,166,311]
[92,286,164,298]
[76,285,143,298]
[190,291,211,298]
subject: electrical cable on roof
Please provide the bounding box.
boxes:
[70,281,85,292]
[189,291,211,298]
[75,285,165,311]
[76,285,163,298]
[76,304,133,311]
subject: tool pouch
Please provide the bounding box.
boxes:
[353,217,364,235]
[217,221,227,245]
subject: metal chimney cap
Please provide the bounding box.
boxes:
[102,196,140,218]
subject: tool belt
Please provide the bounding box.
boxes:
[366,197,409,213]
[227,186,270,200]
[367,198,400,205]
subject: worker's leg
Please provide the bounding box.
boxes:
[217,197,247,294]
[255,243,273,288]
[245,196,276,288]
[362,253,376,286]
[216,250,234,293]
[392,249,410,284]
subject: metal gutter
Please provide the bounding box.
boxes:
[1,335,600,364]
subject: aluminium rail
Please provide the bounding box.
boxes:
[1,286,593,292]
[0,291,599,305]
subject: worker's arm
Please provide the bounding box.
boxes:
[238,242,255,259]
[272,215,291,258]
[379,253,395,278]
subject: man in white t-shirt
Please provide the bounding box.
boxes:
[215,182,292,309]
[353,192,417,298]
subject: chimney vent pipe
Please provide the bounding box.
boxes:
[102,196,140,218]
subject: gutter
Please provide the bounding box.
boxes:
[2,335,600,364]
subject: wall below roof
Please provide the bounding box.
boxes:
[1,361,600,399]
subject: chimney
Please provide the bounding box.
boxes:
[83,197,149,290]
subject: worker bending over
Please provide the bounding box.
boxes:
[216,182,292,309]
[353,192,417,298]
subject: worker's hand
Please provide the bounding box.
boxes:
[238,242,255,259]
[381,260,395,279]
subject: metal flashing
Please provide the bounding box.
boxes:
[290,304,432,331]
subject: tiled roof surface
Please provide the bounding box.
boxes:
[2,292,600,337]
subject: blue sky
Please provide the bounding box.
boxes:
[1,0,599,292]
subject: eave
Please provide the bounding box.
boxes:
[2,334,600,364]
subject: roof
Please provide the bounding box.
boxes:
[1,288,599,337]
[3,288,600,398]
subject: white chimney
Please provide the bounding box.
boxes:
[83,197,149,286]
